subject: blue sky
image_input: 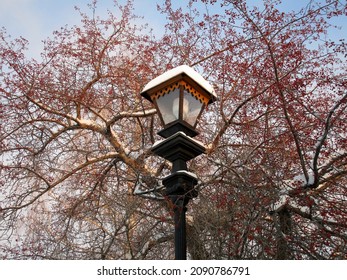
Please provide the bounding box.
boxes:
[0,0,346,59]
[0,0,164,57]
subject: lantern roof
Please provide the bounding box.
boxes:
[141,65,217,103]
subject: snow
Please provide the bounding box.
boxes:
[271,195,289,212]
[271,194,312,215]
[185,134,206,148]
[77,118,96,127]
[152,131,206,150]
[142,65,217,98]
[152,138,165,147]
[174,170,198,179]
[293,173,315,186]
[289,200,311,215]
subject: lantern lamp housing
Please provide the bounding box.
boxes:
[140,65,217,138]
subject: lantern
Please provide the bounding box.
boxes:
[140,65,216,138]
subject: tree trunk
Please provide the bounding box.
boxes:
[276,208,292,259]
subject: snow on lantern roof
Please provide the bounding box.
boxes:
[141,65,217,101]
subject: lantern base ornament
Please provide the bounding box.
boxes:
[163,171,198,202]
[158,120,199,138]
[151,131,205,172]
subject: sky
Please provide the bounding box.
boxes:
[0,0,167,58]
[0,0,346,59]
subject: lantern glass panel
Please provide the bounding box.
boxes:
[182,90,204,127]
[156,88,180,125]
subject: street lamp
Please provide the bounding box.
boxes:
[140,65,216,260]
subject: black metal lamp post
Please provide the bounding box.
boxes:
[140,65,216,259]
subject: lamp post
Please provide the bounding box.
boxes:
[140,65,216,260]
